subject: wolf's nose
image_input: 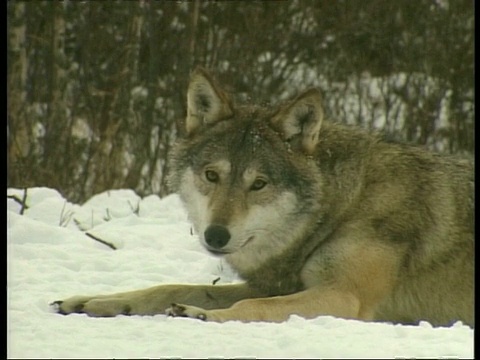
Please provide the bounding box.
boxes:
[204,225,231,249]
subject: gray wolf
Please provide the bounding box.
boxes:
[53,67,474,327]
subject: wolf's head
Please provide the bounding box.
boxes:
[167,67,326,275]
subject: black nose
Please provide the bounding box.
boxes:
[204,225,231,249]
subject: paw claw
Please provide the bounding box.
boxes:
[166,303,187,317]
[165,303,208,321]
[50,300,63,308]
[50,300,65,314]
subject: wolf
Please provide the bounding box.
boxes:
[53,67,474,327]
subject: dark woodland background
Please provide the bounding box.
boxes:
[7,0,474,203]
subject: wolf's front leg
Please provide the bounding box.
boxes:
[52,283,260,317]
[167,286,364,323]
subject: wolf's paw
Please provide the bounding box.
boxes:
[165,303,208,321]
[51,296,132,317]
[50,296,93,314]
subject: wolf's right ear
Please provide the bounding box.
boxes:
[186,67,233,135]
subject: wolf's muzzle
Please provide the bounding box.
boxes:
[204,224,231,250]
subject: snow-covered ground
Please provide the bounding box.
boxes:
[7,187,474,359]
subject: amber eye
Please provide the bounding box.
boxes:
[250,178,267,191]
[205,170,219,183]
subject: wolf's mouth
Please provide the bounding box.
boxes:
[206,248,231,256]
[240,236,255,248]
[206,236,254,256]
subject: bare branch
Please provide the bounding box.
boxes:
[85,232,117,250]
[127,199,140,215]
[59,200,74,227]
[8,188,28,215]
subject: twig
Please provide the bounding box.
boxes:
[127,199,140,215]
[20,188,27,215]
[103,208,111,221]
[7,188,28,214]
[85,232,117,250]
[7,195,26,208]
[59,201,74,227]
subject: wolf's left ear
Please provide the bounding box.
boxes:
[186,67,233,135]
[271,88,324,154]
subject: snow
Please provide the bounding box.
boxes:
[7,187,474,359]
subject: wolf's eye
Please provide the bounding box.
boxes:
[250,178,267,191]
[205,170,219,183]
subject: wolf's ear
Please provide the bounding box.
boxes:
[186,67,233,135]
[271,89,324,154]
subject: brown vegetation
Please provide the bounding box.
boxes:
[7,0,473,203]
